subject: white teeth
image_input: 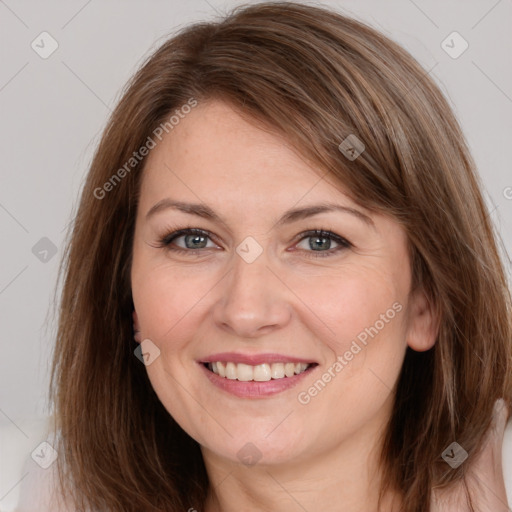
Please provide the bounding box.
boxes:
[284,363,295,377]
[236,363,254,382]
[207,361,311,381]
[253,363,272,381]
[295,363,308,374]
[225,362,237,380]
[271,363,285,379]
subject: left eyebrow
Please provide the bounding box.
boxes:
[274,203,375,230]
[145,199,375,230]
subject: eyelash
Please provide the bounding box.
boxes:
[154,225,352,258]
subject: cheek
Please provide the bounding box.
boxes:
[294,263,408,396]
[132,262,215,344]
[294,263,403,340]
[293,269,407,442]
[132,264,214,438]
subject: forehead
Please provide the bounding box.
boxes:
[139,99,355,209]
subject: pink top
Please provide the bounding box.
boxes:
[15,457,69,512]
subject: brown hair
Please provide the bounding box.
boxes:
[49,2,512,511]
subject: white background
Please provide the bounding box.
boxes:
[0,0,511,508]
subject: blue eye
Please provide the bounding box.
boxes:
[294,229,352,257]
[156,227,352,258]
[158,228,216,254]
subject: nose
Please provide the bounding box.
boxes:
[212,248,292,339]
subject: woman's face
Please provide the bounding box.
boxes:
[131,99,436,468]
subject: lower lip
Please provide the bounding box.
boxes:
[199,363,317,398]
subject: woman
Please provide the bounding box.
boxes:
[23,2,511,511]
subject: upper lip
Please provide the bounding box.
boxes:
[199,352,317,365]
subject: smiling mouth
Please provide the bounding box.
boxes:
[203,361,318,382]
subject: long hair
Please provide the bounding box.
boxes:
[49,3,512,511]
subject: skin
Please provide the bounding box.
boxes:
[130,99,508,511]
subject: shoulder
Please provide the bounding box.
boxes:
[14,425,75,512]
[504,417,512,503]
[11,413,512,511]
[15,457,64,512]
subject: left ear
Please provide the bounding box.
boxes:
[406,287,439,352]
[132,310,142,343]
